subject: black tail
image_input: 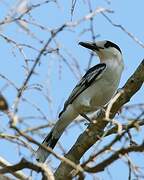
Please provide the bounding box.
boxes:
[35,112,74,162]
[36,129,60,162]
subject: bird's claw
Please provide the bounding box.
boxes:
[84,122,90,126]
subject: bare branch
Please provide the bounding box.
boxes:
[0,158,54,180]
[0,157,28,180]
[101,12,144,48]
[84,143,144,173]
[13,24,67,112]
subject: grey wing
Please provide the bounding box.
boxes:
[59,63,106,117]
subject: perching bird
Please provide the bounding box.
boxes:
[36,40,124,162]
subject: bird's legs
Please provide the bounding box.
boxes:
[80,113,93,124]
[80,107,106,125]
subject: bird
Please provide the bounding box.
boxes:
[36,40,124,162]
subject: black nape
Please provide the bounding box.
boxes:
[104,41,122,54]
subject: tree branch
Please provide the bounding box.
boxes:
[84,143,144,173]
[0,158,54,180]
[0,157,28,180]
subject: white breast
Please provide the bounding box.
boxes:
[72,60,123,114]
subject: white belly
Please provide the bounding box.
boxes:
[72,72,120,113]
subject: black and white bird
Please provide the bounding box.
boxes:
[36,40,124,162]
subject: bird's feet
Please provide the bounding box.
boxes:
[80,113,93,125]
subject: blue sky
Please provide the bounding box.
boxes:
[0,0,144,179]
